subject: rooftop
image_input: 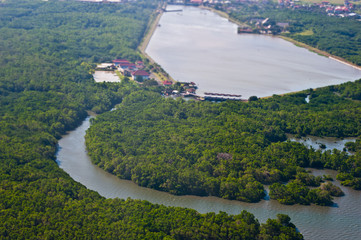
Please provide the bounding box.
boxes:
[132,70,150,76]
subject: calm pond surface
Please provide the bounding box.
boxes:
[93,71,120,83]
[57,117,361,240]
[146,6,361,99]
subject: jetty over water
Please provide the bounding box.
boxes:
[204,92,242,98]
[162,80,245,101]
[162,8,183,12]
[203,96,246,102]
[202,92,244,101]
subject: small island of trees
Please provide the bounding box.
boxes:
[86,79,361,205]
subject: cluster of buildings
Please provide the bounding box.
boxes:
[163,82,197,96]
[323,0,358,17]
[96,59,177,86]
[238,18,289,35]
[279,0,360,18]
[112,59,151,81]
[78,0,135,3]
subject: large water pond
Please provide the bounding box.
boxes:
[146,6,361,99]
[56,117,361,240]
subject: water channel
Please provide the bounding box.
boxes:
[146,6,361,99]
[57,116,361,240]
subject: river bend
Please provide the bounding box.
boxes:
[56,117,361,240]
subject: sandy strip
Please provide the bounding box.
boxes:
[138,5,176,83]
[138,7,163,62]
[280,36,361,71]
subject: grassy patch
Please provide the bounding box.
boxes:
[115,70,124,81]
[297,29,314,36]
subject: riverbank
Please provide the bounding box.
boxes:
[58,90,361,240]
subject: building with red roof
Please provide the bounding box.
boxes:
[113,59,130,66]
[163,80,173,86]
[186,88,196,94]
[131,70,150,81]
[119,63,137,70]
[136,61,145,69]
[113,59,129,63]
[113,59,141,71]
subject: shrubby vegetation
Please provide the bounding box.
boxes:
[0,0,304,238]
[86,80,361,205]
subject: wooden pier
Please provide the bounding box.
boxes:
[204,92,242,97]
[162,8,183,12]
[203,96,245,102]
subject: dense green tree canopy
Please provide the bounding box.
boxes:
[86,80,361,205]
[0,0,304,238]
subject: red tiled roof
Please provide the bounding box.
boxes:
[132,70,150,76]
[163,80,172,85]
[119,63,136,67]
[113,59,129,63]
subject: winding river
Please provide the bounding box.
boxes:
[57,116,361,240]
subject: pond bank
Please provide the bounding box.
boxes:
[138,5,176,84]
[138,7,163,61]
[201,6,361,72]
[280,36,361,71]
[145,6,361,99]
[141,5,361,95]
